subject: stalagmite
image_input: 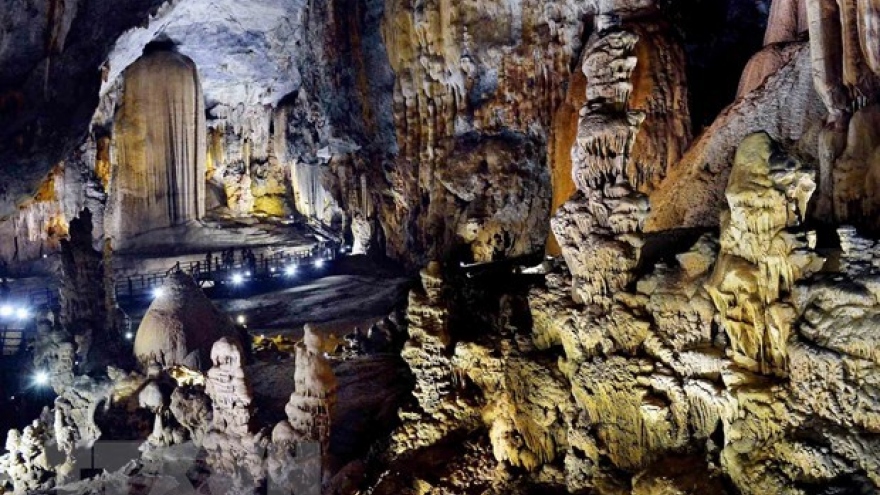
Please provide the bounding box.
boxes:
[0,420,54,494]
[400,262,453,413]
[203,338,267,487]
[134,271,240,370]
[268,325,337,488]
[284,325,337,452]
[109,44,206,244]
[58,208,121,372]
[552,24,649,309]
[707,132,822,375]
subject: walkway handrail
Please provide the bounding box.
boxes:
[113,241,340,302]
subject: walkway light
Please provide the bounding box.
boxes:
[236,314,246,325]
[285,265,298,276]
[125,331,134,341]
[0,305,12,317]
[313,259,324,269]
[33,371,50,387]
[15,307,29,320]
[231,273,244,285]
[152,287,165,299]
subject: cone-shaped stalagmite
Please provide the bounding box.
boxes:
[111,44,207,242]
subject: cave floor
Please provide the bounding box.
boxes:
[112,215,329,275]
[121,254,412,337]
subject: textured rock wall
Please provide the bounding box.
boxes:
[707,132,820,375]
[647,41,825,231]
[377,0,588,264]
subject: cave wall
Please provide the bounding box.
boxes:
[0,0,776,268]
[0,0,168,218]
[5,0,880,494]
[376,0,588,265]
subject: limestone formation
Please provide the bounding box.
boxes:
[7,1,880,495]
[552,26,649,310]
[268,325,338,489]
[399,262,453,414]
[0,420,54,494]
[438,135,550,263]
[283,325,337,453]
[58,208,122,372]
[0,164,69,266]
[389,263,484,459]
[203,337,267,486]
[133,271,240,370]
[109,45,206,243]
[738,0,809,97]
[766,0,810,45]
[379,0,589,265]
[168,385,212,445]
[707,133,822,375]
[205,338,253,437]
[719,224,880,494]
[800,0,880,223]
[648,42,825,231]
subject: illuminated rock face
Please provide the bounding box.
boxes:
[400,262,453,414]
[0,420,54,494]
[647,42,825,232]
[378,0,589,265]
[527,132,880,493]
[109,47,206,243]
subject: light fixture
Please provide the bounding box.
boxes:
[236,314,246,325]
[231,273,244,285]
[285,265,298,276]
[270,267,276,273]
[125,331,134,341]
[15,307,29,320]
[152,287,165,299]
[33,371,50,387]
[0,305,12,317]
[313,259,325,269]
[245,271,251,277]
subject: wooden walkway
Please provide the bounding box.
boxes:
[0,240,341,358]
[113,241,340,302]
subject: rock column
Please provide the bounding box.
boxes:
[110,45,206,242]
